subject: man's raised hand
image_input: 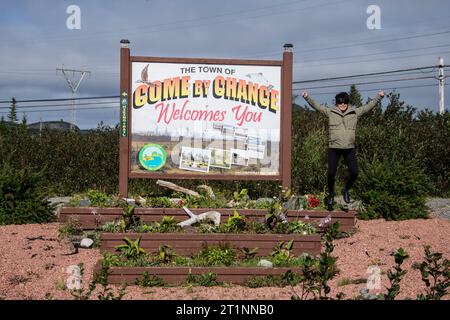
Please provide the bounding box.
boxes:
[378,90,385,98]
[302,91,309,99]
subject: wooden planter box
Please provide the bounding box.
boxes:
[94,261,301,285]
[100,232,322,257]
[59,207,123,229]
[59,207,356,232]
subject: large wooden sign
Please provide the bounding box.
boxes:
[119,40,292,197]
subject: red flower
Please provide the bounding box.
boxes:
[307,196,320,208]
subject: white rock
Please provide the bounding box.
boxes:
[80,238,94,248]
[257,259,273,268]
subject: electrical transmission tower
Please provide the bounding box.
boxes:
[437,57,445,115]
[56,66,91,130]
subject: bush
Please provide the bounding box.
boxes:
[354,155,431,220]
[292,128,328,194]
[0,88,448,203]
[0,163,55,225]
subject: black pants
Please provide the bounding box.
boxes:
[327,148,358,194]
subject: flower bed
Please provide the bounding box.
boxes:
[99,232,322,256]
[59,207,356,232]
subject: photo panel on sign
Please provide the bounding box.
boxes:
[179,146,211,173]
[209,148,232,169]
[230,148,248,166]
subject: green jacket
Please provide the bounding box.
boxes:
[304,95,382,149]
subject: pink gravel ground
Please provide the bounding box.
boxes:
[0,217,449,300]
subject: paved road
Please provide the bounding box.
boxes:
[426,198,450,220]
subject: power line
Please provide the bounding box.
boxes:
[0,105,118,114]
[296,76,435,90]
[294,83,449,95]
[295,50,450,70]
[299,29,450,55]
[0,0,349,46]
[0,101,117,110]
[298,43,450,64]
[293,66,438,84]
[0,95,118,104]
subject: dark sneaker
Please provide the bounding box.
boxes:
[326,192,334,207]
[342,189,350,204]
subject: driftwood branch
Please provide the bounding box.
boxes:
[156,180,200,198]
[178,207,221,227]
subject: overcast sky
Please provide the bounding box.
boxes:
[0,0,449,128]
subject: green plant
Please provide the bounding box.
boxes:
[378,248,409,300]
[233,188,249,202]
[221,211,246,233]
[101,221,121,233]
[265,199,284,230]
[355,155,431,221]
[118,204,140,231]
[185,272,222,287]
[149,196,176,208]
[85,189,110,206]
[71,262,127,300]
[0,163,55,225]
[158,244,175,263]
[154,216,181,233]
[58,217,83,238]
[135,271,166,287]
[245,271,299,288]
[287,221,317,235]
[291,222,340,300]
[197,245,236,266]
[133,223,155,233]
[247,221,270,234]
[270,240,295,267]
[413,245,450,300]
[240,247,259,261]
[115,237,146,260]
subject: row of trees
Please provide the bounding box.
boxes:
[0,86,448,220]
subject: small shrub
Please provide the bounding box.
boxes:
[154,216,181,233]
[270,240,295,267]
[58,218,83,237]
[245,271,299,288]
[287,221,317,235]
[135,271,165,287]
[355,156,431,220]
[378,248,409,300]
[101,221,121,233]
[185,272,222,287]
[0,163,55,225]
[413,245,450,300]
[221,211,246,233]
[158,244,175,263]
[197,245,236,266]
[85,189,110,206]
[240,247,259,261]
[115,237,146,260]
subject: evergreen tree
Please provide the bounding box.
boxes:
[7,97,18,123]
[348,85,362,107]
[21,113,27,125]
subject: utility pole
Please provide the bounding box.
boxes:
[438,57,445,115]
[56,66,91,130]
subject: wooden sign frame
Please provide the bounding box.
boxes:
[119,41,292,197]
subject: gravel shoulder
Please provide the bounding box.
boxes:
[1,207,449,300]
